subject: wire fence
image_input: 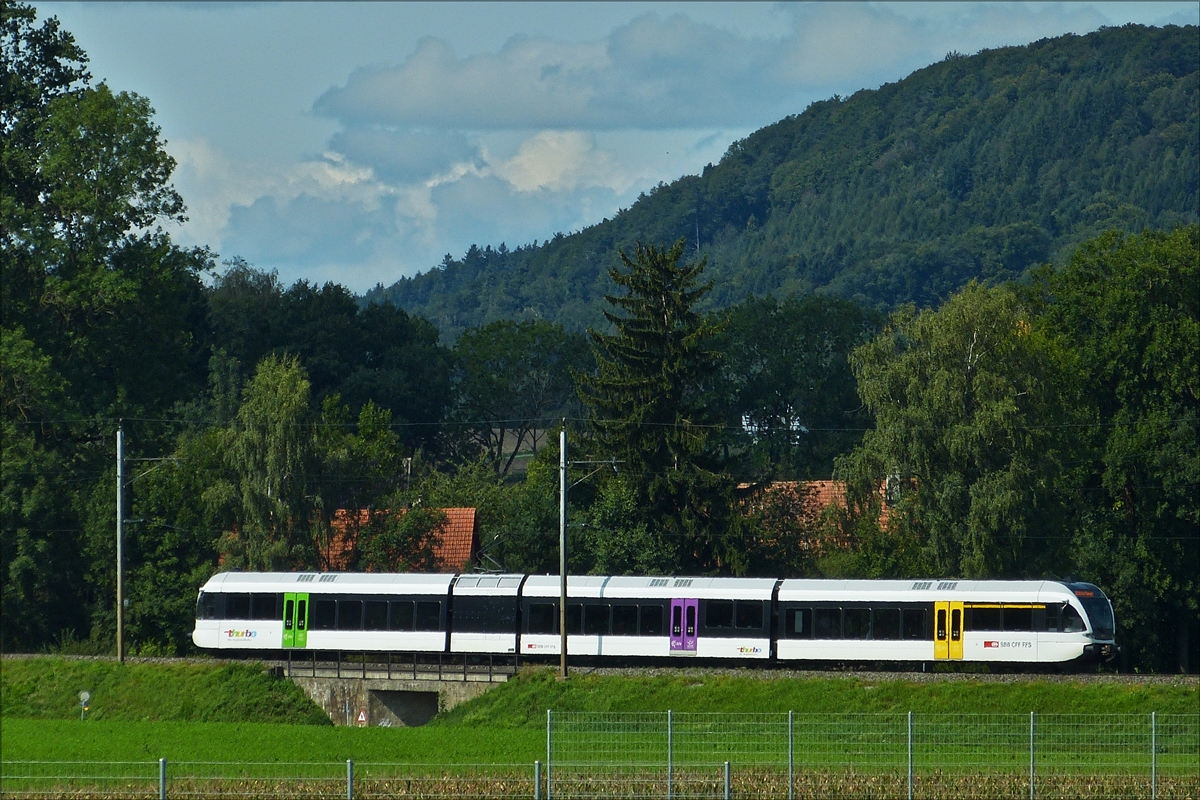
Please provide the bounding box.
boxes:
[545,711,1200,799]
[2,712,1197,799]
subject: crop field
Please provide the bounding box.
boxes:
[2,658,1197,798]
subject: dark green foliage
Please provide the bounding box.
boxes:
[1,3,212,652]
[449,320,591,476]
[578,241,740,574]
[1032,225,1199,673]
[368,24,1198,335]
[716,294,884,482]
[207,260,452,455]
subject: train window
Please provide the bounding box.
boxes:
[364,601,388,631]
[873,608,901,640]
[224,593,251,620]
[1062,605,1085,633]
[585,604,611,636]
[814,608,840,639]
[296,599,307,630]
[415,601,441,631]
[612,605,639,635]
[528,603,556,634]
[970,607,1003,631]
[935,609,947,641]
[844,608,870,639]
[566,604,583,635]
[251,593,279,620]
[284,599,294,629]
[736,601,764,629]
[455,596,516,633]
[672,605,682,637]
[1043,604,1061,632]
[197,592,218,620]
[312,599,336,630]
[785,608,812,639]
[706,600,734,629]
[1003,607,1032,632]
[338,600,363,630]
[950,609,961,641]
[903,609,927,640]
[389,601,414,631]
[640,605,664,636]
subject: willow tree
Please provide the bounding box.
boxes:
[837,282,1077,579]
[219,354,315,570]
[578,240,739,574]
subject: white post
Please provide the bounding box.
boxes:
[723,761,730,800]
[535,760,542,800]
[116,423,125,664]
[788,710,794,800]
[1151,711,1157,800]
[1029,711,1035,800]
[546,709,553,800]
[559,424,568,678]
[908,710,914,800]
[158,758,166,800]
[667,710,673,800]
[346,759,353,800]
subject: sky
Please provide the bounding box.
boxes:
[35,2,1200,293]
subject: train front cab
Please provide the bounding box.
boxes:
[774,580,1117,665]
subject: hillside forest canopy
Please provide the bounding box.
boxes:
[1,5,1197,672]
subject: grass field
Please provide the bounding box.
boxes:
[2,657,1197,779]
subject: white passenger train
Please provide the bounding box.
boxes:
[193,572,1117,665]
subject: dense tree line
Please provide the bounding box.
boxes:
[368,23,1198,340]
[2,6,1196,672]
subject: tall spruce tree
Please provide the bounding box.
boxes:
[579,240,741,574]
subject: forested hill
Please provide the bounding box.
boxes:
[366,24,1198,340]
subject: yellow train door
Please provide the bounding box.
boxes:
[934,601,964,660]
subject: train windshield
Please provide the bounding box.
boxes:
[1079,598,1114,640]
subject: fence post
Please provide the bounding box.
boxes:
[535,760,542,800]
[347,759,354,800]
[159,758,167,800]
[788,710,794,800]
[1029,712,1035,800]
[724,760,731,800]
[907,711,913,800]
[1151,711,1157,800]
[667,709,674,800]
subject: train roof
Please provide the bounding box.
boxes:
[522,575,777,600]
[777,579,1096,603]
[199,572,455,594]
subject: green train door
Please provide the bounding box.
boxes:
[283,592,309,648]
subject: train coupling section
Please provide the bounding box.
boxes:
[1084,642,1117,662]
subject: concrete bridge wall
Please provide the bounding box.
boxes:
[290,676,501,727]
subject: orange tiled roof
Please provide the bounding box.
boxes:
[320,507,479,573]
[738,480,892,528]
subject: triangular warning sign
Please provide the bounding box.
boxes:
[357,709,367,724]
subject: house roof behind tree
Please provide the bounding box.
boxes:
[322,507,479,572]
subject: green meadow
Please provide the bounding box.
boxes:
[2,657,1196,765]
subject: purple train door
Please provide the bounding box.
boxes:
[670,598,698,653]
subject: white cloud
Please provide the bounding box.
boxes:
[489,131,625,193]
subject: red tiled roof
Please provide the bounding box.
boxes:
[321,507,479,573]
[738,480,893,529]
